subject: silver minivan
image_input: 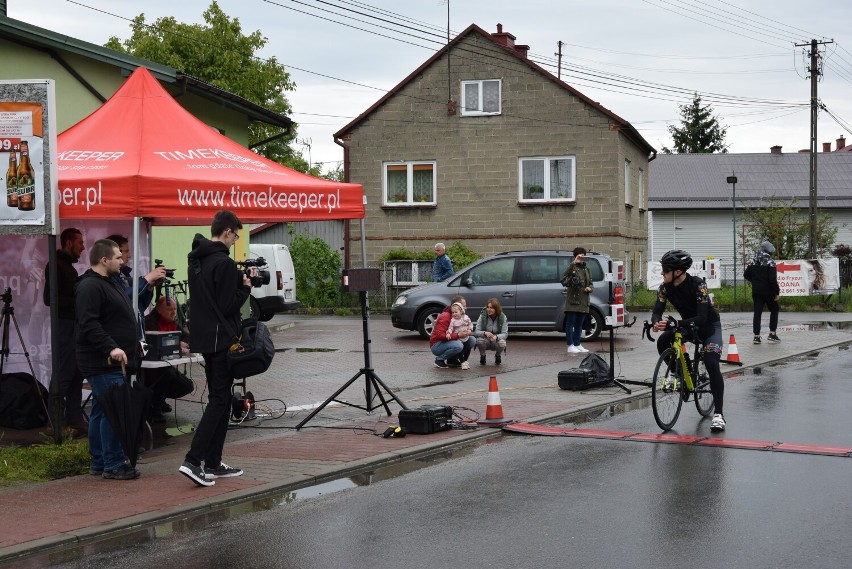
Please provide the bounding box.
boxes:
[248,243,300,321]
[390,250,630,340]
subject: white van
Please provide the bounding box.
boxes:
[248,243,300,321]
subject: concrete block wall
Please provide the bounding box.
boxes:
[343,32,649,266]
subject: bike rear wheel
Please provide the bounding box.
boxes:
[693,354,715,417]
[652,347,684,431]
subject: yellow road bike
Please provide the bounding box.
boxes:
[642,317,715,431]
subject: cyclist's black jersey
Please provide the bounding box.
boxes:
[652,274,720,330]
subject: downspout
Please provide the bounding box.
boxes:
[47,50,107,103]
[335,135,353,269]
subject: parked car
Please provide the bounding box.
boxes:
[248,243,300,321]
[391,250,630,340]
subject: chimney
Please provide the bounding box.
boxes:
[492,24,529,59]
[770,145,782,154]
[823,142,832,153]
[837,136,846,151]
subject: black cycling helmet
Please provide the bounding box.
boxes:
[660,249,693,272]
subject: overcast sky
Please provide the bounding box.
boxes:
[9,0,852,171]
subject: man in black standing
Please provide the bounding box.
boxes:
[179,210,252,487]
[44,227,86,435]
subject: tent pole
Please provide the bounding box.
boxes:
[132,216,141,324]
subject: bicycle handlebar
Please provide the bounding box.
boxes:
[642,316,696,343]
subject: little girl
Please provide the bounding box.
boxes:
[446,302,473,339]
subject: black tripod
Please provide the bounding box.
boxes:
[0,287,52,426]
[296,286,408,430]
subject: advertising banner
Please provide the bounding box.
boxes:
[0,80,57,233]
[775,258,840,296]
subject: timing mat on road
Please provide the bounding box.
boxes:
[503,423,852,458]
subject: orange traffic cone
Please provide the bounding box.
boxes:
[478,376,511,427]
[722,334,743,366]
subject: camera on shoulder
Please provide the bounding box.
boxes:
[236,257,271,288]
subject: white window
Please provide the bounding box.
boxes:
[383,161,436,206]
[519,156,575,202]
[461,79,501,116]
[624,159,632,206]
[638,168,645,210]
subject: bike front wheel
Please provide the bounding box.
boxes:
[652,347,684,431]
[693,355,715,417]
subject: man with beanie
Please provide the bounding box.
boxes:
[744,241,781,344]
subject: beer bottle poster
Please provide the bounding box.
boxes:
[0,101,45,225]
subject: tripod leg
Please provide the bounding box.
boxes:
[2,308,53,427]
[295,370,366,430]
[366,371,408,413]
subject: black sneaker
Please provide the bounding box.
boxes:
[205,462,243,479]
[89,467,103,476]
[446,357,462,368]
[179,461,215,486]
[495,355,502,365]
[480,355,486,365]
[767,333,781,343]
[753,336,761,344]
[434,358,448,369]
[103,464,140,480]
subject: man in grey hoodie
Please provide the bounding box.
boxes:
[743,241,781,344]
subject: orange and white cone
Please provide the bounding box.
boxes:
[722,334,743,365]
[478,376,511,426]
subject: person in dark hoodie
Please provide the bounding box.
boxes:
[75,239,140,480]
[178,210,253,487]
[744,240,781,344]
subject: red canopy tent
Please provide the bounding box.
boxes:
[56,66,363,224]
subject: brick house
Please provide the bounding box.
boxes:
[334,23,656,271]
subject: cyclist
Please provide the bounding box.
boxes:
[651,250,726,432]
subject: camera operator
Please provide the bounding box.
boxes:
[561,246,594,354]
[106,234,168,314]
[179,209,253,487]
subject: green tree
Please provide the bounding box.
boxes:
[105,1,311,171]
[740,196,838,260]
[288,233,341,308]
[661,93,728,154]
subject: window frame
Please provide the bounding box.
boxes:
[518,156,576,203]
[638,168,645,211]
[382,160,437,206]
[624,159,632,206]
[460,79,502,116]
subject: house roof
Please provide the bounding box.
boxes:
[333,23,655,157]
[0,13,293,130]
[649,152,852,209]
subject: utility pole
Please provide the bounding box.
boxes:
[796,38,833,258]
[555,41,563,80]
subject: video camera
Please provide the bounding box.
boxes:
[236,257,271,288]
[154,259,176,279]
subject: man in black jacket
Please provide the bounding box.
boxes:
[44,227,86,434]
[76,239,139,480]
[744,241,781,344]
[179,210,252,487]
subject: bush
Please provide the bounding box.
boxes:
[288,233,341,309]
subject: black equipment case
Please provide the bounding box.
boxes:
[398,405,453,434]
[557,369,610,391]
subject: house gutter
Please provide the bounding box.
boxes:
[335,135,353,268]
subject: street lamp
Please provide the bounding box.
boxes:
[727,173,738,305]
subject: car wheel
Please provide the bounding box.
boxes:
[416,306,443,339]
[581,309,604,342]
[249,297,273,322]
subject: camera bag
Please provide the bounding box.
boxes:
[226,318,275,378]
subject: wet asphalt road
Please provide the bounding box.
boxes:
[42,345,852,569]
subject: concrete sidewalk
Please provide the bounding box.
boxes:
[1,311,850,563]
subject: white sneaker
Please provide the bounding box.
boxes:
[567,345,579,353]
[711,413,726,432]
[460,361,471,370]
[576,345,589,353]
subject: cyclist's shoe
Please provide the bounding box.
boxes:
[753,336,761,344]
[710,413,726,432]
[767,332,781,343]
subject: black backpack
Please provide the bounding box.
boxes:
[579,353,610,382]
[0,373,49,429]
